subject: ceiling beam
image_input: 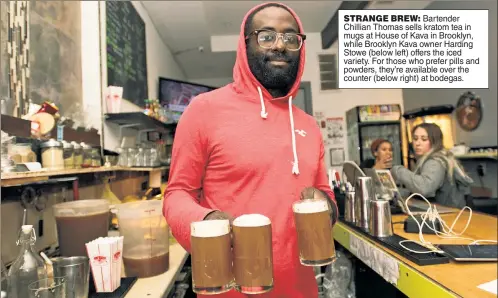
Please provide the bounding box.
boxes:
[321,1,370,49]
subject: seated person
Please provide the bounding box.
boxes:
[390,123,473,208]
[360,139,393,170]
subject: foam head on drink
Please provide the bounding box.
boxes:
[190,219,233,294]
[191,219,230,237]
[293,199,329,214]
[233,214,271,227]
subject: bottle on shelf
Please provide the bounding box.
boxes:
[143,99,151,116]
[7,225,47,298]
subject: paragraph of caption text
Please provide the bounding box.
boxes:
[338,10,488,89]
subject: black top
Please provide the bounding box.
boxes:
[360,158,375,170]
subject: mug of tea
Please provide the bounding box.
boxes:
[190,219,233,295]
[232,214,274,294]
[293,199,336,266]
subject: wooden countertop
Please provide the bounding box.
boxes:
[107,230,188,298]
[337,210,498,298]
[125,243,189,298]
[395,211,497,298]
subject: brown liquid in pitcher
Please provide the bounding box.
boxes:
[123,252,169,278]
[191,233,233,289]
[294,210,335,262]
[56,212,109,257]
[232,224,273,289]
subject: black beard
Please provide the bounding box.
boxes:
[247,47,299,98]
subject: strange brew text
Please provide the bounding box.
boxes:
[338,10,489,89]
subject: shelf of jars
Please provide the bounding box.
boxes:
[1,166,170,187]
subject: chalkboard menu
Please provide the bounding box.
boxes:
[106,1,148,107]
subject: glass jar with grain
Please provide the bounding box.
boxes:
[9,143,36,164]
[71,141,83,168]
[40,139,64,170]
[62,141,74,169]
[81,142,93,168]
[91,148,102,167]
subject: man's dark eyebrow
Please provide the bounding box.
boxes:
[259,26,276,31]
[259,26,299,33]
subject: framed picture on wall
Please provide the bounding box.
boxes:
[330,148,345,166]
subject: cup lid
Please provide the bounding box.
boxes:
[40,138,62,148]
[62,141,73,149]
[70,141,82,149]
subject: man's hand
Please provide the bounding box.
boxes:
[300,187,327,201]
[204,211,234,222]
[300,187,338,225]
[300,187,335,216]
[203,211,234,247]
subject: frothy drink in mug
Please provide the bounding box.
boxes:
[232,214,273,294]
[190,220,233,294]
[293,200,336,266]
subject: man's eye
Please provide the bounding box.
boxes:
[286,36,297,43]
[260,35,274,41]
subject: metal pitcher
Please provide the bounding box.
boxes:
[354,177,375,231]
[344,190,356,224]
[368,199,394,237]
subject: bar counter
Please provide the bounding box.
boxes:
[124,243,188,297]
[106,230,188,297]
[334,209,498,298]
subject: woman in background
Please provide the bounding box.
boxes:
[391,123,473,208]
[360,139,393,170]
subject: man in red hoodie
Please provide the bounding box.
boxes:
[163,2,338,297]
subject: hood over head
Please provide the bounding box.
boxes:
[232,2,306,102]
[230,2,306,176]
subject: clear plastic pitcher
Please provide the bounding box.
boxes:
[53,200,110,257]
[115,200,169,278]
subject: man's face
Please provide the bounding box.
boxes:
[246,6,301,93]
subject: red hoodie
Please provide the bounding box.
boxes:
[163,2,338,297]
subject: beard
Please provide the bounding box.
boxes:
[247,47,300,93]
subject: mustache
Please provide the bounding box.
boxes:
[264,52,291,63]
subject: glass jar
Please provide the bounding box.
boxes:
[71,141,83,168]
[62,141,74,169]
[9,143,36,164]
[91,148,102,167]
[40,139,64,170]
[117,148,128,167]
[127,148,136,167]
[81,142,93,168]
[135,148,145,167]
[1,135,15,170]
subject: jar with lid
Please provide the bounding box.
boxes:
[71,141,83,168]
[116,148,128,167]
[9,143,36,164]
[91,148,102,167]
[127,148,137,167]
[81,142,93,168]
[135,148,145,167]
[40,139,64,170]
[62,141,74,169]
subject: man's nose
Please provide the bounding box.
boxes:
[273,36,286,52]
